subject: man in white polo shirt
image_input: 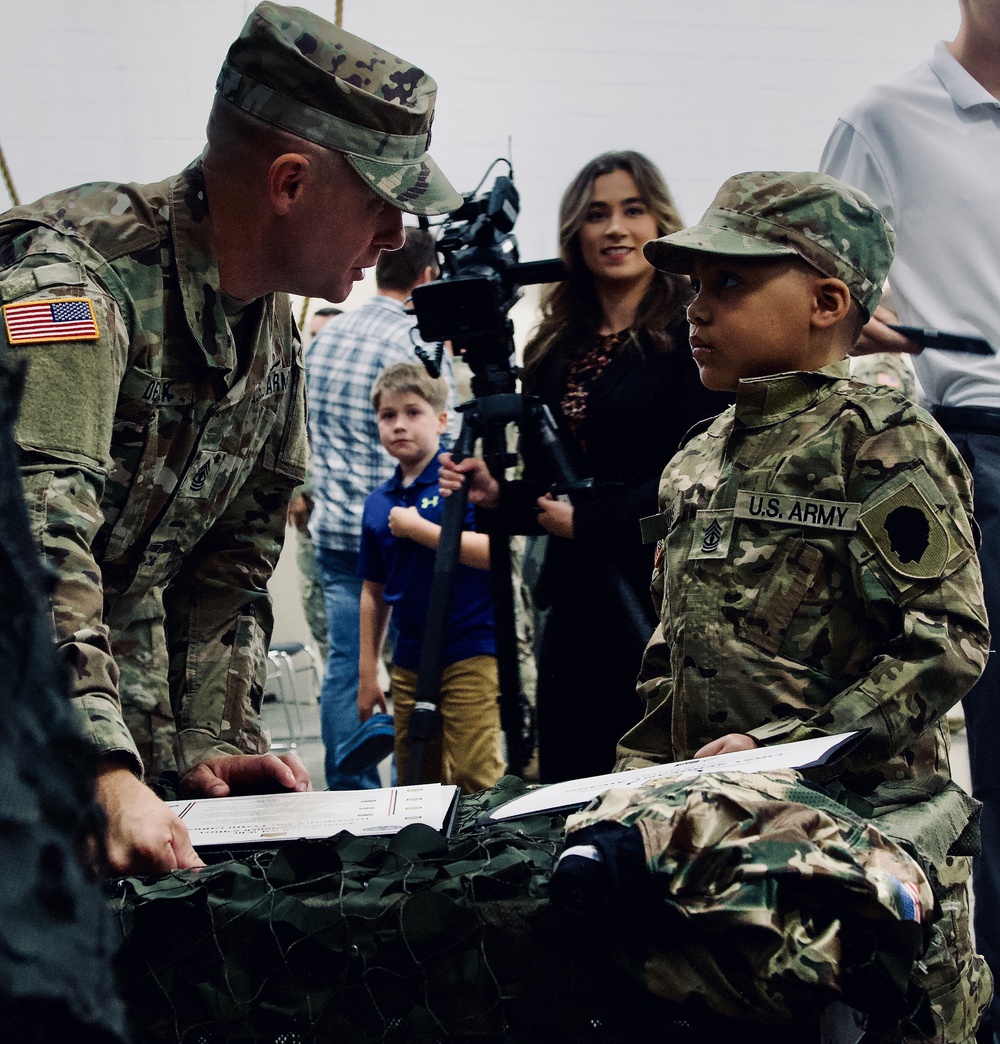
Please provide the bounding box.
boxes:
[820,2,1000,1037]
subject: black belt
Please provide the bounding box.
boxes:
[933,405,1000,436]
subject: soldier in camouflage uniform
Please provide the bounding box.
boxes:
[850,349,919,399]
[615,171,992,1042]
[0,1,461,877]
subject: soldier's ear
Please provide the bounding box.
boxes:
[811,277,852,329]
[267,154,311,216]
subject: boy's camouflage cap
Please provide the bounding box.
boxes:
[643,171,895,319]
[216,2,462,216]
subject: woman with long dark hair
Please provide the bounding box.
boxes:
[442,151,730,782]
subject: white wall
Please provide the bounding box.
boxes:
[0,0,960,644]
[2,0,958,259]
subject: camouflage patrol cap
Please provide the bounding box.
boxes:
[216,2,462,215]
[643,171,895,319]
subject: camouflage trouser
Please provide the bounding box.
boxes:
[294,526,329,662]
[873,779,993,1044]
[907,859,992,1044]
[112,586,177,779]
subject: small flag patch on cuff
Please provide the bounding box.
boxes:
[3,297,100,344]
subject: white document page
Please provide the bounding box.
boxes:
[167,783,459,846]
[484,732,861,823]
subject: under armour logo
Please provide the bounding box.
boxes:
[700,518,723,555]
[421,495,439,510]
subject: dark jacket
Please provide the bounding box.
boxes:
[510,323,730,622]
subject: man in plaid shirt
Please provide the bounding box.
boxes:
[307,228,456,789]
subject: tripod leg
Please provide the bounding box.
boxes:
[403,418,477,786]
[480,422,534,778]
[488,527,535,777]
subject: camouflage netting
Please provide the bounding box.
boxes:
[0,350,129,1043]
[110,779,822,1044]
[109,760,989,1044]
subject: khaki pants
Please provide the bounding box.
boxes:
[391,655,504,795]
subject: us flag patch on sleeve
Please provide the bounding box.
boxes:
[2,297,100,344]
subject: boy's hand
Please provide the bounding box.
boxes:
[693,734,758,758]
[358,679,388,721]
[388,505,424,540]
[286,492,312,530]
[851,305,920,356]
[536,492,574,539]
[438,453,500,509]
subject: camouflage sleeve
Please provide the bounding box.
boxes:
[616,488,675,770]
[164,362,307,776]
[4,254,140,769]
[633,538,669,710]
[19,465,140,767]
[747,421,990,773]
[617,621,676,770]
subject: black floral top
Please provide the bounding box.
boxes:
[560,331,629,449]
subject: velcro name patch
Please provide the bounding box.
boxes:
[2,297,100,344]
[734,491,860,531]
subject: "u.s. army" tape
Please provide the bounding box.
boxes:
[734,491,860,531]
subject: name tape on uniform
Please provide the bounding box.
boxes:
[734,491,860,531]
[2,297,100,344]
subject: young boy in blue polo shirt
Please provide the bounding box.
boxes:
[357,363,504,793]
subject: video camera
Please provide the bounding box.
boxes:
[410,160,566,392]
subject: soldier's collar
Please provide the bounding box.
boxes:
[170,159,239,373]
[733,360,850,428]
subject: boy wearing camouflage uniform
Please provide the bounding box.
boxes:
[0,2,462,876]
[616,171,992,1042]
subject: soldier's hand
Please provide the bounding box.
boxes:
[286,492,313,530]
[438,453,500,509]
[180,752,312,799]
[850,305,920,357]
[95,763,204,876]
[693,734,758,758]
